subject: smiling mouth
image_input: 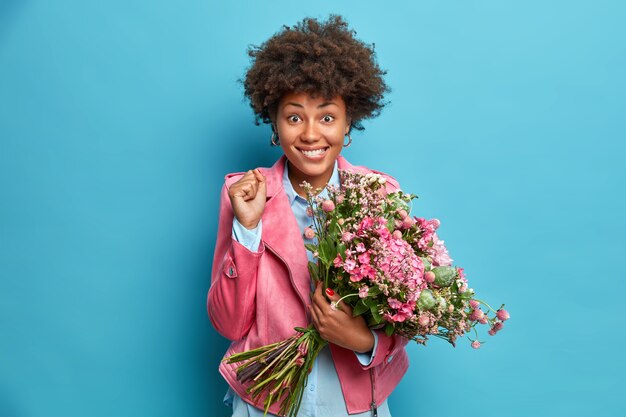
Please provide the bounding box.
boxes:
[298,147,329,158]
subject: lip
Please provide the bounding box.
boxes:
[297,146,329,161]
[296,146,329,151]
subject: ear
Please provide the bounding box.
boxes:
[345,119,352,135]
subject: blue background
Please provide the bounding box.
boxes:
[1,0,624,416]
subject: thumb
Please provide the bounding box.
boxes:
[325,287,353,315]
[253,169,267,195]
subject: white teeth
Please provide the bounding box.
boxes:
[300,148,327,157]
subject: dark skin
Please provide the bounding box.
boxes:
[229,91,375,353]
[309,282,375,353]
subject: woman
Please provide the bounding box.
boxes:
[207,15,409,416]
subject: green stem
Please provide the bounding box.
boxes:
[473,298,497,314]
[252,338,298,381]
[335,293,359,307]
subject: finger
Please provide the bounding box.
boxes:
[324,287,353,316]
[236,180,259,201]
[253,169,266,186]
[308,304,320,329]
[255,171,267,198]
[311,300,326,320]
[312,283,329,310]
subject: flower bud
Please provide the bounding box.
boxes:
[424,270,436,283]
[322,199,335,212]
[496,309,510,321]
[469,309,485,321]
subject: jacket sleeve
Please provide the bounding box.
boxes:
[359,330,409,370]
[207,183,265,341]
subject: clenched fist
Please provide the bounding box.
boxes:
[228,168,267,230]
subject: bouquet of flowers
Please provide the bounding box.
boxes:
[223,170,510,417]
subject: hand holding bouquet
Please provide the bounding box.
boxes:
[223,170,510,416]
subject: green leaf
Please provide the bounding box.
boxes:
[353,299,370,316]
[307,261,319,282]
[304,243,318,254]
[367,287,381,296]
[384,323,395,337]
[370,305,382,324]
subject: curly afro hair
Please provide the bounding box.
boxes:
[243,15,389,131]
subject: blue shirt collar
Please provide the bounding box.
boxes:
[283,159,340,204]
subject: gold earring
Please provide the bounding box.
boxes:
[343,133,352,148]
[271,132,280,146]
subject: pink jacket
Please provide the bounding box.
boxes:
[207,154,409,415]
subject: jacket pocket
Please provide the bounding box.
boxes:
[222,254,238,279]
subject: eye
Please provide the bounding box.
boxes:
[322,115,335,123]
[288,115,301,123]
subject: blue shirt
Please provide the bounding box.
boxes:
[224,160,390,417]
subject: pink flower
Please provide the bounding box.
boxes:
[429,234,453,266]
[471,340,481,349]
[494,321,504,331]
[355,242,366,253]
[336,195,344,204]
[479,316,488,324]
[388,298,403,309]
[359,287,369,298]
[488,329,496,336]
[341,232,354,243]
[469,309,485,321]
[322,199,335,212]
[306,207,314,217]
[424,270,436,283]
[469,300,480,309]
[333,254,343,268]
[357,252,371,265]
[457,267,467,281]
[343,259,357,273]
[359,264,376,280]
[350,272,364,282]
[295,357,305,366]
[402,216,415,229]
[431,218,441,229]
[496,309,510,321]
[304,227,316,240]
[397,209,408,218]
[392,230,403,239]
[418,313,430,327]
[394,219,403,229]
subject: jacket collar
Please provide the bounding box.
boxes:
[258,154,369,307]
[260,154,366,200]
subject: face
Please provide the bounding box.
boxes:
[274,91,351,191]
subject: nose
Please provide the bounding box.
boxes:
[300,120,321,143]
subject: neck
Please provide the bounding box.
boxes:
[286,161,333,198]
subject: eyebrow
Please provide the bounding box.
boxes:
[283,101,338,109]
